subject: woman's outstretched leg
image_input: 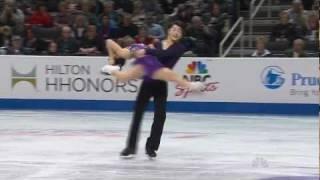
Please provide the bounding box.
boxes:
[152,68,204,90]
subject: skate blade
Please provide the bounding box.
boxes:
[147,155,156,160]
[120,154,136,159]
[100,71,110,75]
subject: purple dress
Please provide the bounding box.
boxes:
[129,44,164,78]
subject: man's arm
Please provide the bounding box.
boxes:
[145,46,184,59]
[145,39,194,60]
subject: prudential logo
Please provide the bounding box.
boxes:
[261,66,285,89]
[11,66,37,90]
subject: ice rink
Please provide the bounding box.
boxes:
[0,110,318,180]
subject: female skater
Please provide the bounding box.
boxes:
[101,39,203,90]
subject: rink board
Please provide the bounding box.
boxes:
[0,56,318,115]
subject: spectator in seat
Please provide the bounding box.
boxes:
[186,16,213,57]
[23,28,38,52]
[28,4,53,27]
[131,0,146,26]
[205,2,227,37]
[0,25,12,48]
[173,4,194,24]
[72,14,88,41]
[270,11,297,43]
[98,1,119,29]
[117,13,138,38]
[79,25,103,55]
[134,26,154,45]
[306,13,319,41]
[7,35,24,55]
[0,0,25,35]
[97,14,117,40]
[57,26,79,55]
[54,1,71,27]
[286,38,308,57]
[251,36,272,57]
[47,41,59,55]
[206,2,228,55]
[80,0,97,25]
[145,15,165,41]
[66,0,82,23]
[20,1,33,17]
[286,0,308,37]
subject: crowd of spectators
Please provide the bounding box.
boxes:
[252,0,319,57]
[0,0,318,57]
[0,0,232,57]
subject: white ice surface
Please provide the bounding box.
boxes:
[0,111,318,180]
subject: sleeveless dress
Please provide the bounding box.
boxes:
[129,44,164,78]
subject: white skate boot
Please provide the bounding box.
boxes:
[101,64,120,75]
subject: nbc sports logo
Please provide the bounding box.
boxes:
[184,61,211,82]
[11,66,37,90]
[186,61,208,74]
[178,60,219,98]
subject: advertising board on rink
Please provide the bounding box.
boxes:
[0,56,318,115]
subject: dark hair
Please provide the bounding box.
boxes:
[167,21,185,33]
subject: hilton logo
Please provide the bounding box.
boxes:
[11,66,37,90]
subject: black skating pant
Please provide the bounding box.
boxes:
[126,80,168,151]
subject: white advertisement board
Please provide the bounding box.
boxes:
[0,56,318,104]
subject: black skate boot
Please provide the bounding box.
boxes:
[120,147,136,159]
[146,146,157,159]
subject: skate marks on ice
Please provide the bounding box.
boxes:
[0,111,318,180]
